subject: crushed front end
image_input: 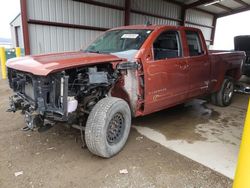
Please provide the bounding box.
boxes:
[7,64,118,130]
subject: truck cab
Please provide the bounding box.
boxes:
[138,26,211,114]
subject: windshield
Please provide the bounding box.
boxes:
[85,29,152,53]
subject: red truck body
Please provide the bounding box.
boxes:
[6,25,245,158]
[7,25,244,117]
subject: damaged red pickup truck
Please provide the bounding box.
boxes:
[7,25,245,158]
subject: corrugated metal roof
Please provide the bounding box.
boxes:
[220,0,242,9]
[172,0,250,16]
[197,4,227,14]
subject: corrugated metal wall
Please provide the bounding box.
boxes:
[26,0,124,54]
[29,25,102,54]
[130,0,214,44]
[185,9,214,45]
[27,0,124,28]
[26,0,215,54]
[130,13,179,26]
[130,0,181,25]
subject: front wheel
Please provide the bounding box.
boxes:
[85,97,131,158]
[211,77,234,107]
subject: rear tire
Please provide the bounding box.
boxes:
[211,77,234,107]
[85,97,131,158]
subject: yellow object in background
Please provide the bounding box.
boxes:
[0,47,7,79]
[233,99,250,188]
[15,47,21,57]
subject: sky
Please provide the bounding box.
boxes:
[213,10,250,50]
[0,0,20,39]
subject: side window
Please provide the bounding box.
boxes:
[153,31,182,60]
[185,31,204,56]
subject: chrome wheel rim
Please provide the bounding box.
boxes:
[223,81,234,103]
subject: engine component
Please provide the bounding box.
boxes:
[88,71,108,84]
[7,64,118,130]
[117,61,139,70]
[24,111,44,130]
[67,97,78,113]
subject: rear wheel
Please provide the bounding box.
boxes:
[85,97,131,158]
[211,77,234,107]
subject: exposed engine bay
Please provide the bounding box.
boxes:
[7,64,119,130]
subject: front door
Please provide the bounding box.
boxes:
[144,30,189,114]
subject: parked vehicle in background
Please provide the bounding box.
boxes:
[6,25,245,158]
[234,35,250,77]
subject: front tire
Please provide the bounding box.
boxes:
[85,97,131,158]
[211,77,234,107]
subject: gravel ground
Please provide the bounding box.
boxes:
[0,79,233,188]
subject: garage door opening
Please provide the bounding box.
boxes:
[213,10,250,50]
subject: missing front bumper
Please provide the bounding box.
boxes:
[7,75,70,129]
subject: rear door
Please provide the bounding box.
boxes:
[184,30,210,98]
[144,29,189,114]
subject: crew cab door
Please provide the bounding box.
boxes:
[144,30,189,114]
[184,30,210,97]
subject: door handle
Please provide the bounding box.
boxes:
[175,62,190,70]
[178,62,186,66]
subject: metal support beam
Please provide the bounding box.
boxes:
[218,5,250,17]
[124,0,131,26]
[214,3,233,12]
[210,15,217,45]
[233,0,249,7]
[20,0,30,55]
[185,0,218,9]
[162,0,184,6]
[130,9,182,22]
[73,0,124,10]
[185,21,214,29]
[28,19,109,31]
[193,7,216,15]
[180,7,186,26]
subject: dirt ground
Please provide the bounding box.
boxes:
[0,79,244,188]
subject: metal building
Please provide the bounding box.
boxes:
[10,13,24,49]
[15,0,250,55]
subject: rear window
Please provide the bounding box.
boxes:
[185,31,204,56]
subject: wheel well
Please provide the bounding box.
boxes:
[225,69,238,79]
[110,84,130,108]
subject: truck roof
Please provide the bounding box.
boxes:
[110,24,201,32]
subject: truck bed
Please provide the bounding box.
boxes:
[208,50,245,92]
